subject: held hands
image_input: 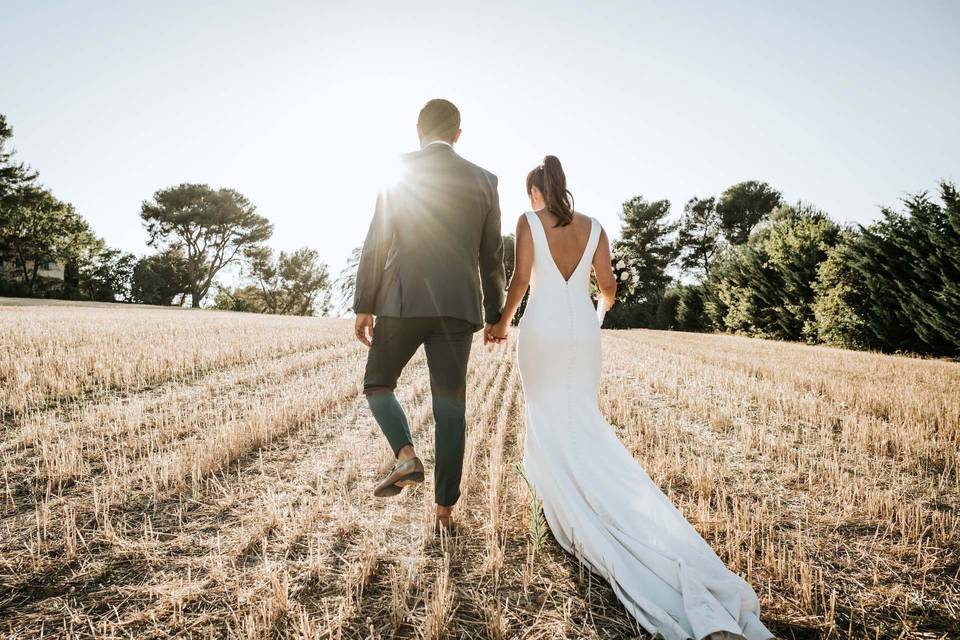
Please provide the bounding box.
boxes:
[485,320,509,346]
[358,315,508,348]
[355,313,374,347]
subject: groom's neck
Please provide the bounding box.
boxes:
[420,137,454,149]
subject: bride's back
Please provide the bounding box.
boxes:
[531,210,595,281]
[493,154,616,344]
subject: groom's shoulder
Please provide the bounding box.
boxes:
[406,148,497,186]
[398,149,422,166]
[457,155,498,187]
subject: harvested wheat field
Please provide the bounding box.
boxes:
[1,300,958,639]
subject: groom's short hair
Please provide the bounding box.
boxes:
[418,99,460,143]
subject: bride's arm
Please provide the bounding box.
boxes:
[491,215,533,338]
[592,227,617,310]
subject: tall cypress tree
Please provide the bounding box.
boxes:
[712,203,838,341]
[824,181,960,356]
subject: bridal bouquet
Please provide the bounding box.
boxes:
[613,254,642,297]
[593,249,643,327]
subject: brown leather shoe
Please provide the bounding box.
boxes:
[373,456,424,498]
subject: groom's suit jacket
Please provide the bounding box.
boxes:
[353,142,505,329]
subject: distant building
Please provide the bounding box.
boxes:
[0,257,66,283]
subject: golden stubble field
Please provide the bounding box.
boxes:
[0,299,958,639]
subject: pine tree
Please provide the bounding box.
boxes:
[717,181,782,245]
[677,196,722,280]
[605,196,679,328]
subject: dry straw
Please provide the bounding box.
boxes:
[1,303,957,638]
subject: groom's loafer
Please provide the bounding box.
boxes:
[373,456,425,498]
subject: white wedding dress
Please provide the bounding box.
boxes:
[516,211,773,640]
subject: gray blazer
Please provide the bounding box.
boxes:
[353,143,505,329]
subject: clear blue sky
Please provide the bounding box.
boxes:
[2,1,958,285]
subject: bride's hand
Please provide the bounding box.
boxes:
[490,320,510,342]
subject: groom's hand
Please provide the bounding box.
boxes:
[483,323,496,345]
[355,313,374,347]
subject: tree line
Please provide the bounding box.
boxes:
[3,111,957,356]
[598,179,960,358]
[0,114,332,315]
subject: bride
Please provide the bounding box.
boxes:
[487,156,773,640]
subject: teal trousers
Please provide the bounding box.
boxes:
[363,316,475,507]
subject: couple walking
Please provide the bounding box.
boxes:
[353,98,772,640]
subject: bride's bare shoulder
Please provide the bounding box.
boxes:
[515,213,532,236]
[572,211,595,228]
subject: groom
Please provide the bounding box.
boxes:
[353,98,505,531]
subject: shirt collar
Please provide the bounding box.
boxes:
[424,140,454,149]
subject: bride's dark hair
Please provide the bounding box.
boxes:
[526,155,575,227]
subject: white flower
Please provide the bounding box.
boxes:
[620,271,629,281]
[632,274,640,284]
[616,260,626,269]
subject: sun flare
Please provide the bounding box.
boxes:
[374,154,406,191]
